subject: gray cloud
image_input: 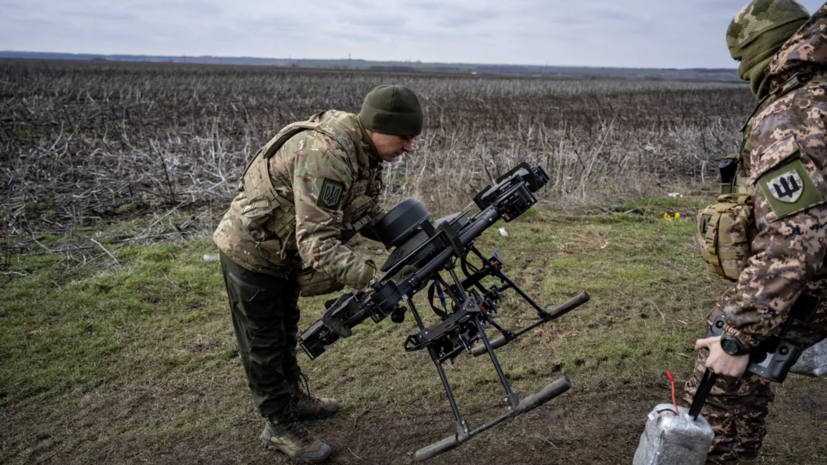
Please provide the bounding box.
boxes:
[1,0,825,67]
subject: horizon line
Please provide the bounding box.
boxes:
[0,50,739,72]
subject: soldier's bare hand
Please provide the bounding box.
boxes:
[695,336,750,378]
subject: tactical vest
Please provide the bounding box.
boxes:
[720,73,824,196]
[699,73,827,280]
[218,112,383,276]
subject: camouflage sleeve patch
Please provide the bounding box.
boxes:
[317,178,345,210]
[757,159,824,220]
[750,133,827,222]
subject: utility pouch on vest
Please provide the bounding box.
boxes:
[341,194,377,240]
[696,193,757,281]
[297,268,345,297]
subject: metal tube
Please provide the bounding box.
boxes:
[473,317,516,401]
[498,273,549,317]
[447,267,467,301]
[469,377,572,436]
[429,345,462,422]
[414,377,571,462]
[408,298,426,331]
[414,435,460,462]
[470,292,589,357]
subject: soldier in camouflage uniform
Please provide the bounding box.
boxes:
[684,2,827,464]
[213,85,423,462]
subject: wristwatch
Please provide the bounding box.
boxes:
[720,334,751,356]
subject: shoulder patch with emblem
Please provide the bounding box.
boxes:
[758,159,823,219]
[317,178,345,210]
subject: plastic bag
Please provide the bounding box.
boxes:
[633,370,714,465]
[633,404,714,465]
[791,338,827,377]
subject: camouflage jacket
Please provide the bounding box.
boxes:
[213,111,385,289]
[722,4,827,348]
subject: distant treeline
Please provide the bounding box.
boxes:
[0,51,741,82]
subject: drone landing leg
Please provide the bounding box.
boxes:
[427,345,465,424]
[469,247,545,313]
[470,292,590,356]
[497,271,551,318]
[473,316,519,408]
[415,372,573,462]
[410,298,467,431]
[406,298,426,330]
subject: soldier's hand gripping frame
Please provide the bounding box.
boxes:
[703,293,819,385]
[298,163,589,461]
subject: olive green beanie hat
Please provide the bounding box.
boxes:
[727,0,809,98]
[359,85,423,136]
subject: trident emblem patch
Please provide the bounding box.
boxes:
[758,159,823,219]
[317,178,345,210]
[767,169,804,203]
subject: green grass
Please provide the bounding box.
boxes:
[1,200,825,464]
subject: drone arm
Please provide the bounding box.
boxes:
[470,292,590,356]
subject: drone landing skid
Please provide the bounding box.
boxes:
[415,377,571,462]
[402,248,588,462]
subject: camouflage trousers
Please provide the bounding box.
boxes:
[683,281,827,464]
[220,252,303,419]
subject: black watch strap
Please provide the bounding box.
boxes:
[720,334,750,356]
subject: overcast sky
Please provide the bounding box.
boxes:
[1,0,825,69]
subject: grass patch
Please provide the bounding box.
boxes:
[1,204,825,464]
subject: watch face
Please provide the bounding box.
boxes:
[721,337,739,355]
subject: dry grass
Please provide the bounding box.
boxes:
[1,60,751,241]
[2,204,825,465]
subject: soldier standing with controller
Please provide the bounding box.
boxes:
[686,2,827,464]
